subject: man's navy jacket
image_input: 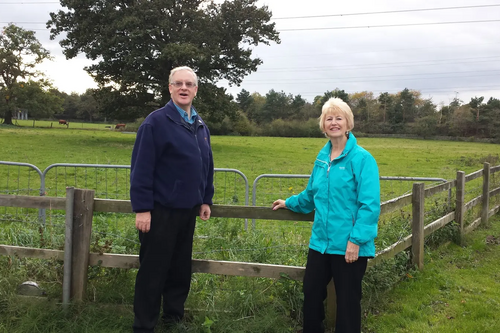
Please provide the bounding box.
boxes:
[130,100,214,212]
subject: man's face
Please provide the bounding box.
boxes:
[168,70,198,111]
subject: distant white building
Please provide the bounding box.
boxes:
[15,110,28,120]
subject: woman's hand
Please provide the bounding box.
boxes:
[345,241,360,263]
[272,199,287,210]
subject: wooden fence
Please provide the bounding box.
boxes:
[1,162,499,327]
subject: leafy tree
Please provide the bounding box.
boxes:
[378,92,393,123]
[48,0,280,121]
[246,92,265,123]
[450,105,475,137]
[398,88,417,123]
[290,94,306,118]
[14,80,63,120]
[0,24,51,124]
[236,89,253,113]
[59,92,81,120]
[418,99,437,118]
[78,89,100,122]
[315,89,350,109]
[260,89,291,123]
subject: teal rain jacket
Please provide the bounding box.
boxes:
[285,134,381,257]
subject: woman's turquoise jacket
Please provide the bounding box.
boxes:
[285,134,381,257]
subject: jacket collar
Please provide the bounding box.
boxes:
[318,133,357,161]
[164,100,204,130]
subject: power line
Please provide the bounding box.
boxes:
[254,56,500,73]
[279,19,500,32]
[0,1,58,4]
[242,73,500,85]
[295,85,500,96]
[272,4,500,20]
[259,42,500,59]
[244,69,500,83]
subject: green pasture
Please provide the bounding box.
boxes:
[1,125,500,332]
[13,119,116,130]
[1,125,499,177]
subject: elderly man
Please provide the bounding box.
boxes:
[130,66,214,333]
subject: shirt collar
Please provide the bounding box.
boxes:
[173,102,197,123]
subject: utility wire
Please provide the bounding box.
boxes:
[297,86,500,96]
[279,19,500,32]
[259,42,500,59]
[242,73,500,85]
[22,19,500,32]
[244,69,500,83]
[0,1,59,4]
[272,4,500,20]
[256,56,500,72]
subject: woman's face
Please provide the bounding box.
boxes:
[323,113,348,139]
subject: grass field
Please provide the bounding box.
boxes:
[2,124,499,177]
[13,119,116,130]
[1,124,500,332]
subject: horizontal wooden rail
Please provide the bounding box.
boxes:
[368,234,412,267]
[465,217,482,234]
[424,180,455,198]
[0,244,64,260]
[94,199,131,213]
[0,195,65,209]
[491,165,500,174]
[380,193,412,215]
[88,253,305,280]
[490,186,500,198]
[465,170,483,182]
[464,196,482,211]
[424,212,455,237]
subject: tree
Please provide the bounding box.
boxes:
[378,92,393,123]
[398,88,417,123]
[314,89,350,109]
[246,92,266,123]
[236,89,253,113]
[48,0,280,121]
[260,89,291,123]
[0,24,51,124]
[78,89,100,122]
[290,94,306,119]
[14,80,63,120]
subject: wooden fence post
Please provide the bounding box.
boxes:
[482,162,490,226]
[325,280,336,328]
[455,171,465,245]
[70,189,95,301]
[412,183,425,270]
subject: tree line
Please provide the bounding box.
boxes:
[1,0,499,140]
[222,88,500,140]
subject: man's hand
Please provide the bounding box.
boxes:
[272,199,286,210]
[345,241,360,263]
[135,211,151,233]
[199,204,211,221]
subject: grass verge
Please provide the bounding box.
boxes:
[363,214,500,333]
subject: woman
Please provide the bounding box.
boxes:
[272,97,380,333]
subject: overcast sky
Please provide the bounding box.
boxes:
[1,0,500,106]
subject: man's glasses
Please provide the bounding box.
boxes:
[170,81,196,88]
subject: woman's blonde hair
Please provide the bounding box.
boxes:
[318,97,354,133]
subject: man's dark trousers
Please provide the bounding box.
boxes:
[133,204,198,333]
[302,249,368,333]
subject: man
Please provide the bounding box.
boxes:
[130,66,214,333]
